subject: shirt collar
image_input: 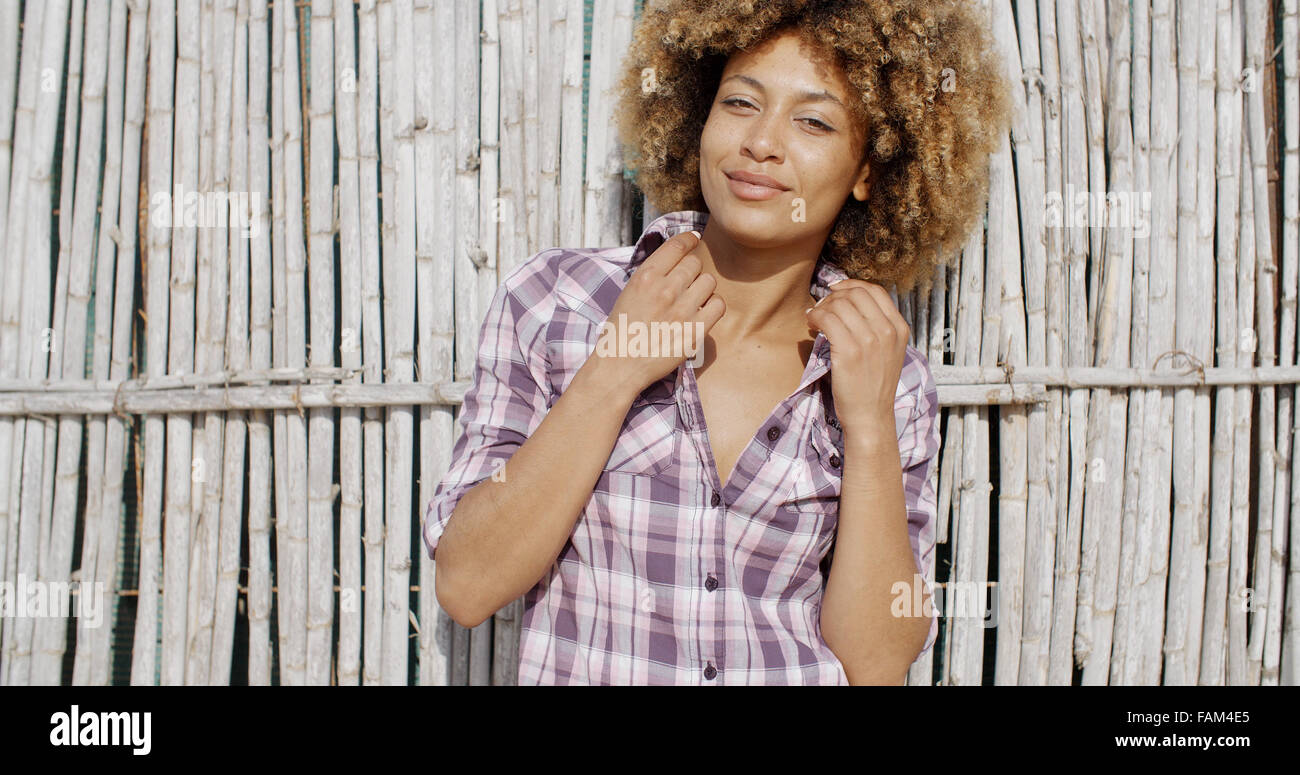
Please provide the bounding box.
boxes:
[631,210,849,298]
[633,210,843,375]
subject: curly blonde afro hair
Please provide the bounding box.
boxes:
[614,0,1012,296]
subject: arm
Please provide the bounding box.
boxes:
[804,280,940,685]
[432,354,642,629]
[429,230,720,628]
[819,396,939,685]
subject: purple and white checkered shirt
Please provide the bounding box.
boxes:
[423,210,941,685]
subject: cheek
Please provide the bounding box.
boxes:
[697,115,729,164]
[792,156,856,216]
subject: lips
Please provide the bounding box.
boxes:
[724,169,790,190]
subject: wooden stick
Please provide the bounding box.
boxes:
[75,0,134,686]
[1243,0,1276,687]
[210,0,249,685]
[414,0,455,689]
[1132,0,1178,687]
[184,0,214,686]
[9,0,71,686]
[35,0,103,686]
[442,0,484,688]
[1281,0,1300,688]
[381,0,415,686]
[1260,2,1294,688]
[949,217,988,685]
[538,0,561,253]
[357,0,386,688]
[269,0,290,686]
[131,0,174,687]
[1077,0,1105,360]
[306,0,336,688]
[1049,0,1089,685]
[42,0,83,667]
[0,0,38,687]
[1082,0,1137,687]
[1202,0,1244,687]
[1003,0,1051,688]
[246,0,273,685]
[1160,0,1202,687]
[1114,0,1154,686]
[160,0,200,687]
[188,0,237,687]
[335,0,363,688]
[988,0,1029,686]
[1232,62,1259,686]
[558,0,582,248]
[280,0,310,685]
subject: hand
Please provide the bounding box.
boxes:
[589,230,726,398]
[804,279,909,438]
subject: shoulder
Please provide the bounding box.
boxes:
[496,244,638,326]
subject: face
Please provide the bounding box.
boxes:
[698,29,870,250]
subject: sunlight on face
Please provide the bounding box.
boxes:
[698,29,870,250]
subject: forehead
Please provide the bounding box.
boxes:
[721,29,852,100]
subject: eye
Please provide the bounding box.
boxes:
[721,96,755,109]
[722,98,833,131]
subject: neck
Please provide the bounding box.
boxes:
[695,219,828,341]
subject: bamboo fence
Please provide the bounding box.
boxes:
[0,0,1295,685]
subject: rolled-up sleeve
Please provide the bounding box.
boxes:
[898,350,941,658]
[422,276,552,561]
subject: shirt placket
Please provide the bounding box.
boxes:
[673,362,726,684]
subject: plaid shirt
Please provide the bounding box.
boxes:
[423,210,941,685]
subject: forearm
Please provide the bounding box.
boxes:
[819,422,932,685]
[434,357,641,628]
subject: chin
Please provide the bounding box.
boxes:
[704,205,801,249]
[703,195,805,246]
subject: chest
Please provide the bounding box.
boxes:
[693,335,815,489]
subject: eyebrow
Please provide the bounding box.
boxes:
[720,74,847,109]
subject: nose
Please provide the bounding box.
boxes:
[741,109,783,163]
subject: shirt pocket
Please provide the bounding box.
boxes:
[773,426,842,538]
[604,390,679,477]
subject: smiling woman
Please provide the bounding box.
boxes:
[424,0,1012,686]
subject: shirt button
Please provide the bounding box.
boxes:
[766,425,781,442]
[705,574,718,592]
[829,453,841,469]
[710,491,721,507]
[704,663,717,680]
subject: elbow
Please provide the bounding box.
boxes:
[434,555,493,629]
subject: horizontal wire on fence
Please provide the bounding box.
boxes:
[0,362,1296,416]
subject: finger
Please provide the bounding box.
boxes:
[861,282,911,341]
[640,229,702,278]
[830,280,910,343]
[679,269,717,312]
[806,305,859,359]
[664,251,704,296]
[823,287,878,331]
[696,293,726,330]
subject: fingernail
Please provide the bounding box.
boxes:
[689,230,701,239]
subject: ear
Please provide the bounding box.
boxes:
[852,159,871,202]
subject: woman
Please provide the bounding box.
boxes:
[424,0,1010,685]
